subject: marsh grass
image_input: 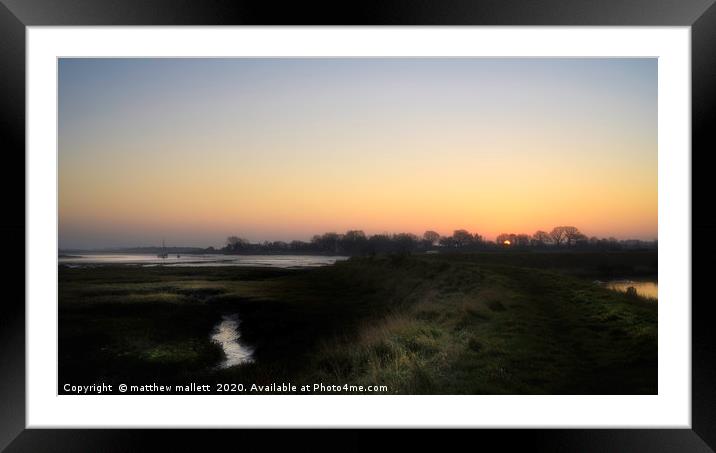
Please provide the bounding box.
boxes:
[59,251,657,394]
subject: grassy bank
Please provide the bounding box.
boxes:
[59,251,657,394]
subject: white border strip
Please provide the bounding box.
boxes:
[27,26,690,428]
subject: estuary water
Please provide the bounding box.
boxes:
[211,314,254,368]
[604,279,658,300]
[58,254,348,268]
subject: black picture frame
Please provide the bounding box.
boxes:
[2,0,713,450]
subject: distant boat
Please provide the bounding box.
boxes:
[157,239,168,259]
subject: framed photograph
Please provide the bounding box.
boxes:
[3,0,714,450]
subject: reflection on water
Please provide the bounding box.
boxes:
[211,314,254,368]
[605,280,658,300]
[58,254,348,268]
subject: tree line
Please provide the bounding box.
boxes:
[224,226,657,256]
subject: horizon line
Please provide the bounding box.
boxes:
[59,232,658,251]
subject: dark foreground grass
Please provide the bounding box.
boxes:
[58,251,657,394]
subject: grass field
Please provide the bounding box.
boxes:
[59,251,657,394]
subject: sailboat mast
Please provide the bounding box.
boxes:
[158,238,168,258]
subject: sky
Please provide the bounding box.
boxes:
[58,58,657,249]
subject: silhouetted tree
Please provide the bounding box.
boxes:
[271,241,289,251]
[394,233,419,253]
[226,236,250,252]
[452,229,475,247]
[220,224,653,256]
[311,232,342,253]
[423,230,440,246]
[496,233,529,247]
[573,233,589,247]
[367,234,394,255]
[562,226,583,246]
[532,230,551,247]
[341,230,368,255]
[290,240,309,252]
[550,226,568,247]
[439,235,457,248]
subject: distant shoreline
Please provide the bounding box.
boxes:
[59,248,658,258]
[58,250,346,257]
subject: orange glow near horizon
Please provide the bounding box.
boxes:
[59,58,657,248]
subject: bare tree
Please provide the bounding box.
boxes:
[344,230,366,241]
[341,230,368,254]
[311,232,342,253]
[452,229,475,247]
[532,230,551,246]
[393,233,419,253]
[549,226,583,246]
[562,226,583,246]
[226,236,249,251]
[439,235,457,248]
[550,226,567,247]
[423,230,440,245]
[574,233,589,246]
[496,233,529,247]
